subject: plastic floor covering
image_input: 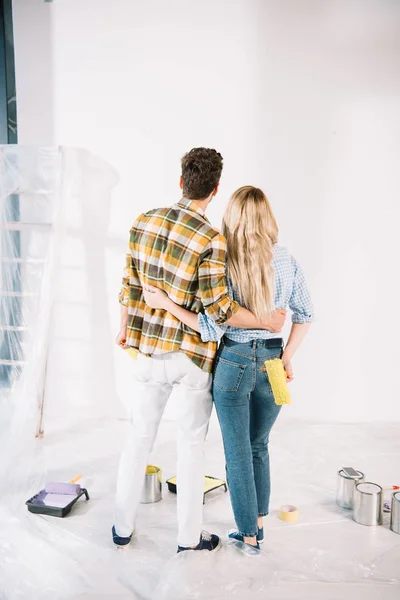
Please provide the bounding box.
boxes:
[1,415,399,600]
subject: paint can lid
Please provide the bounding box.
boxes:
[339,469,363,480]
[356,482,382,494]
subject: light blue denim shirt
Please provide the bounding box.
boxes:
[198,245,314,343]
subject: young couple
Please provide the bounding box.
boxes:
[114,147,313,557]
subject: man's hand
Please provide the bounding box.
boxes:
[282,352,294,382]
[263,309,287,333]
[143,285,170,310]
[116,328,128,349]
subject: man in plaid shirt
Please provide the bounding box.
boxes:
[113,148,286,553]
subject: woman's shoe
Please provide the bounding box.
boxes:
[228,536,261,558]
[227,529,245,543]
[238,541,261,557]
[257,526,264,544]
[228,527,264,544]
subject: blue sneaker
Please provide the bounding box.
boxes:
[228,527,264,544]
[177,530,221,553]
[112,525,132,548]
[237,541,261,557]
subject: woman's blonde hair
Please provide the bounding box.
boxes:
[222,186,278,321]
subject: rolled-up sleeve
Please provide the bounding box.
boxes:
[118,230,142,306]
[198,312,226,342]
[198,233,239,325]
[289,258,314,323]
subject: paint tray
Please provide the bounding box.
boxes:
[26,487,90,518]
[166,476,227,504]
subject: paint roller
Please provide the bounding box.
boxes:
[264,358,291,405]
[45,474,82,496]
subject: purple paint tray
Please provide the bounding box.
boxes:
[26,487,90,518]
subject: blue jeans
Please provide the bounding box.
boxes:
[213,338,283,537]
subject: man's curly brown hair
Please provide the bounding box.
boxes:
[181,148,223,200]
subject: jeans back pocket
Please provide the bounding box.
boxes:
[213,357,246,392]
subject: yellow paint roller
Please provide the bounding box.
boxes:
[264,358,291,405]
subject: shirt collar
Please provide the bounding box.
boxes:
[177,197,210,223]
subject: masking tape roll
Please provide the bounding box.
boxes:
[279,504,299,523]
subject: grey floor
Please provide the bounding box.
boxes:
[1,415,399,600]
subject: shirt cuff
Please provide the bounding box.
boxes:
[119,289,129,306]
[211,298,239,325]
[292,312,314,324]
[198,313,225,342]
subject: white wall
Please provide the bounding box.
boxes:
[12,0,400,423]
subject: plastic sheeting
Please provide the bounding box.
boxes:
[0,143,119,435]
[0,147,399,599]
[0,145,120,599]
[1,416,400,600]
[0,146,62,414]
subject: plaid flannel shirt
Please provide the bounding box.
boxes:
[119,198,239,372]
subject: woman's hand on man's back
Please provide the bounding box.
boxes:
[143,285,170,310]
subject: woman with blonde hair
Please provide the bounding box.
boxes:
[144,186,313,556]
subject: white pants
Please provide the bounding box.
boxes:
[114,351,213,547]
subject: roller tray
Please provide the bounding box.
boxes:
[26,487,90,518]
[166,475,227,504]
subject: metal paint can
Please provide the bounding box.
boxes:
[390,491,400,535]
[337,469,364,509]
[353,482,383,526]
[140,465,162,504]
